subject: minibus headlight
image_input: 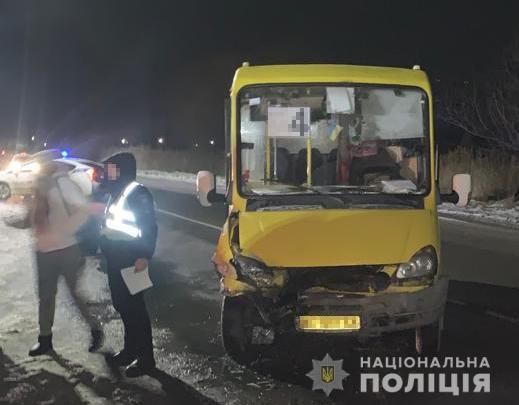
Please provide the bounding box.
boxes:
[396,246,437,280]
[234,255,274,288]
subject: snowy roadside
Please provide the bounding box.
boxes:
[0,201,124,405]
[138,170,225,189]
[137,170,226,198]
[138,170,519,229]
[439,200,519,229]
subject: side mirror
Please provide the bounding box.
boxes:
[197,171,215,207]
[452,173,471,207]
[439,173,471,207]
[196,171,226,207]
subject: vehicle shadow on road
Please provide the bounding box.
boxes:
[148,368,218,405]
[240,331,453,403]
[48,351,217,405]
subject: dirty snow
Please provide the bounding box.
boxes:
[138,170,225,189]
[439,200,519,229]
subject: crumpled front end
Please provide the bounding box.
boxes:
[212,208,445,339]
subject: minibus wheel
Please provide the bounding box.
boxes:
[221,296,264,365]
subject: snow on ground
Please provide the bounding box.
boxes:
[138,170,226,189]
[439,200,519,229]
[0,202,34,328]
[0,201,117,404]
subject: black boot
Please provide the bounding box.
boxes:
[124,358,156,378]
[108,350,136,367]
[88,328,104,353]
[29,334,53,356]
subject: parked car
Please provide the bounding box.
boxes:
[0,153,41,199]
[0,151,103,200]
[54,158,104,196]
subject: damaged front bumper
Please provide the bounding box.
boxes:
[295,277,448,336]
[218,257,448,338]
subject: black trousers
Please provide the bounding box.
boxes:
[107,265,154,364]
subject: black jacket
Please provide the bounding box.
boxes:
[99,153,158,269]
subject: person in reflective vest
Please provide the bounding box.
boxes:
[99,152,158,378]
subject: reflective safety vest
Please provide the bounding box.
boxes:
[104,181,141,239]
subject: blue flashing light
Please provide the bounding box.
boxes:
[60,150,69,158]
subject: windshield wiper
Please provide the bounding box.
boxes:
[308,184,422,208]
[318,185,379,194]
[257,180,347,208]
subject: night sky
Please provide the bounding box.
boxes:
[0,0,517,152]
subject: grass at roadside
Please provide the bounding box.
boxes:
[440,148,519,201]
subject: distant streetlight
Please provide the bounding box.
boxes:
[209,139,215,146]
[121,138,128,145]
[43,142,47,148]
[157,137,164,145]
[194,142,199,148]
[31,136,35,142]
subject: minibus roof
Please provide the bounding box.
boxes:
[231,64,431,94]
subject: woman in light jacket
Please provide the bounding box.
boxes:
[29,161,103,356]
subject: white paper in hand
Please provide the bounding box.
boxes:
[121,266,153,295]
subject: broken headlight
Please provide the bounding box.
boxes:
[396,246,437,280]
[233,255,274,288]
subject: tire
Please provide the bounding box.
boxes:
[415,318,442,355]
[221,296,266,365]
[0,182,11,200]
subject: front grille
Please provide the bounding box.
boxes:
[285,265,387,293]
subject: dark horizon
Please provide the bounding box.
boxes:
[1,0,517,152]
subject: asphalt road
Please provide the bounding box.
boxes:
[1,180,518,404]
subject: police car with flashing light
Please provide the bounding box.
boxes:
[0,149,103,200]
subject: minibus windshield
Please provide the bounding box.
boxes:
[238,85,430,197]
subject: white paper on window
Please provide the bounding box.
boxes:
[267,106,310,138]
[326,87,355,113]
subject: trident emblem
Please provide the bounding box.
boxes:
[321,366,335,383]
